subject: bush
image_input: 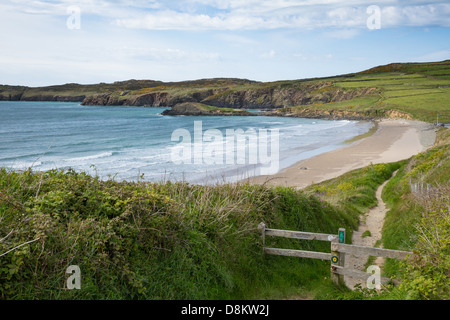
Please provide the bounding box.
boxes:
[0,167,357,300]
[398,186,450,300]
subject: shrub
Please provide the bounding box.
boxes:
[0,168,356,300]
[398,185,450,300]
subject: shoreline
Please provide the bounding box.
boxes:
[243,119,436,189]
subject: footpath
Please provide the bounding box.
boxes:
[344,170,399,289]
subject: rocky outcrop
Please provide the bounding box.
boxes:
[0,92,24,101]
[80,88,229,107]
[265,108,412,121]
[0,89,85,102]
[81,94,124,106]
[385,110,412,119]
[202,84,378,109]
[161,102,254,116]
[20,95,86,102]
[267,108,375,120]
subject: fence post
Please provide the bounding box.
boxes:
[258,222,266,248]
[331,228,346,285]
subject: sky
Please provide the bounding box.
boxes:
[0,0,449,87]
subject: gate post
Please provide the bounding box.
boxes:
[258,222,266,247]
[331,228,346,285]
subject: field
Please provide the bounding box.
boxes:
[333,67,450,123]
[282,60,450,123]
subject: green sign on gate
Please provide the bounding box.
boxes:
[338,228,345,243]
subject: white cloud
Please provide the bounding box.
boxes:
[113,1,450,31]
[114,10,287,30]
[381,4,450,27]
[2,1,449,31]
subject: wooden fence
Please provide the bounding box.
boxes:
[409,178,433,195]
[258,222,412,287]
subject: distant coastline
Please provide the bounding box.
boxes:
[1,60,449,123]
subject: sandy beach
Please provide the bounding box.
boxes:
[246,119,436,189]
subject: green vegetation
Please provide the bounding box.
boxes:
[1,167,360,300]
[280,60,450,123]
[344,121,378,144]
[161,102,252,116]
[380,129,450,299]
[362,230,371,238]
[299,161,405,300]
[304,162,403,219]
[195,103,250,114]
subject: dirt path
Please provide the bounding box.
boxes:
[344,170,398,290]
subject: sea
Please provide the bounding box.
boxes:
[0,101,373,184]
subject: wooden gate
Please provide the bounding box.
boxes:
[258,222,412,287]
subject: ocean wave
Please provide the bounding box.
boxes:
[8,161,42,169]
[65,151,115,162]
[261,121,284,125]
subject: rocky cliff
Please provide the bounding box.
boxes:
[202,85,378,109]
[80,88,232,107]
[80,82,378,110]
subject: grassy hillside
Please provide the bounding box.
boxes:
[380,128,450,299]
[0,167,363,300]
[280,60,450,123]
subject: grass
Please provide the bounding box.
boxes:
[0,167,359,300]
[379,128,449,299]
[199,103,249,114]
[331,62,450,122]
[303,162,403,220]
[280,60,450,123]
[382,133,450,253]
[362,230,371,238]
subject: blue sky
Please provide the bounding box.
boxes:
[0,0,449,86]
